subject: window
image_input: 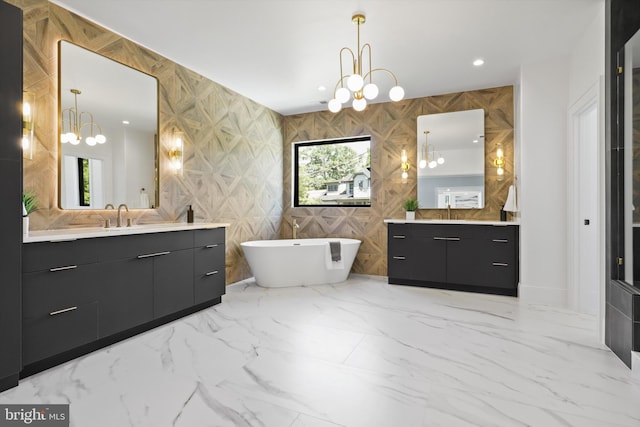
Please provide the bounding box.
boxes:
[78,157,91,207]
[294,136,371,207]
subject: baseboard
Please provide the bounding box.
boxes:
[632,352,640,380]
[518,283,567,306]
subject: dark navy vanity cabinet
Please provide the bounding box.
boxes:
[387,222,519,296]
[21,227,226,376]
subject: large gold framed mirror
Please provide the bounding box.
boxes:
[58,41,159,210]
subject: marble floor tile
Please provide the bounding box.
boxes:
[1,275,639,426]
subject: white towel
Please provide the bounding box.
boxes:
[325,242,344,270]
[139,192,150,208]
[503,185,518,212]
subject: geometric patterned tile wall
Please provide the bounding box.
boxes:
[11,0,284,284]
[282,86,514,277]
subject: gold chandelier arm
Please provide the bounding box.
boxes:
[362,67,399,86]
[360,43,372,83]
[339,47,356,83]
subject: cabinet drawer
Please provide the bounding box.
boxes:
[23,301,98,365]
[23,264,99,319]
[97,230,194,261]
[195,269,226,304]
[486,225,517,242]
[23,239,98,272]
[194,227,225,247]
[477,259,517,289]
[194,244,225,274]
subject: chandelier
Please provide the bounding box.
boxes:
[328,14,404,113]
[60,89,107,146]
[419,131,444,169]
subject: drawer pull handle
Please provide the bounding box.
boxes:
[392,256,406,260]
[49,265,77,272]
[49,306,78,316]
[205,270,219,276]
[205,244,219,248]
[392,235,406,239]
[433,237,461,241]
[492,239,509,243]
[492,262,509,267]
[137,251,171,259]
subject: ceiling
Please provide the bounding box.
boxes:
[51,0,603,116]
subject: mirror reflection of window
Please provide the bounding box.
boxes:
[416,109,485,209]
[78,157,90,207]
[62,155,104,209]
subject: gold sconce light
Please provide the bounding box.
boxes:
[494,143,505,181]
[401,149,410,183]
[22,92,35,159]
[169,130,184,175]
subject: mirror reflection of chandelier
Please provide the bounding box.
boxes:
[327,14,404,113]
[419,131,444,169]
[60,88,107,146]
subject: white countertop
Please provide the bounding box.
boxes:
[23,222,230,243]
[384,219,519,226]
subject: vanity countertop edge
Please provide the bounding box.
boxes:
[384,219,520,226]
[23,222,230,243]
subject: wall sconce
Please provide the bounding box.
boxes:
[494,143,505,181]
[401,149,410,183]
[22,92,35,160]
[169,131,184,175]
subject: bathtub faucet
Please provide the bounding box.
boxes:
[292,218,300,239]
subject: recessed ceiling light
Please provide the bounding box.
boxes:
[318,85,326,92]
[473,58,485,67]
[122,120,130,125]
[473,139,479,143]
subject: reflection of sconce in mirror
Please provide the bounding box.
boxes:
[169,131,184,175]
[494,143,505,180]
[419,131,444,169]
[401,149,410,183]
[22,92,35,160]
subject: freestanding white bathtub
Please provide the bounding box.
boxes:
[241,238,361,287]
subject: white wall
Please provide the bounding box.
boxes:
[568,4,606,105]
[517,2,604,307]
[519,56,570,305]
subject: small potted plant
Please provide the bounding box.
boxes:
[23,191,39,236]
[403,198,418,220]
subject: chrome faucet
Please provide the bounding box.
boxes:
[117,203,129,227]
[292,218,300,239]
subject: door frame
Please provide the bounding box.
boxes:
[567,77,606,342]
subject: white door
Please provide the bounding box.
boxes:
[575,103,599,315]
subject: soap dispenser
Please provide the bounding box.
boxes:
[187,205,194,223]
[500,205,507,222]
